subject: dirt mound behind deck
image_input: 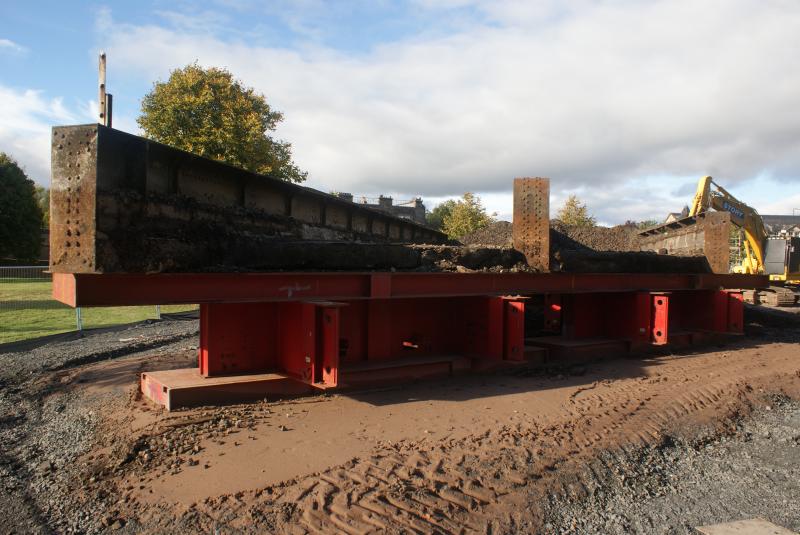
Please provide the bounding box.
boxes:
[460,221,514,247]
[550,220,640,252]
[460,220,641,254]
[461,220,708,273]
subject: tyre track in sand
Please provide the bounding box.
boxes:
[160,341,800,534]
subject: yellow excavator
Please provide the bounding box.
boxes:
[688,176,799,305]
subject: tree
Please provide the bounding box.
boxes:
[137,63,307,183]
[35,186,50,226]
[442,192,494,239]
[426,199,456,230]
[0,153,43,261]
[557,194,596,227]
[635,218,660,229]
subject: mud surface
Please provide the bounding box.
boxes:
[0,306,798,533]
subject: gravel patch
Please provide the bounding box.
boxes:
[0,318,198,534]
[543,398,800,534]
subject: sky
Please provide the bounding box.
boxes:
[2,0,800,224]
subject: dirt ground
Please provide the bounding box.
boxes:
[1,306,799,534]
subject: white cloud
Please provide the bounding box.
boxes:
[0,38,26,53]
[0,86,84,184]
[96,1,800,220]
[2,1,794,223]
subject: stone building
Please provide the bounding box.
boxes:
[334,193,427,225]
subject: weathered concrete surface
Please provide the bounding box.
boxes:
[638,212,731,274]
[50,125,447,274]
[513,178,550,271]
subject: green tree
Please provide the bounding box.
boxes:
[137,63,307,183]
[0,153,43,261]
[442,192,494,239]
[35,186,50,226]
[557,194,596,227]
[635,218,659,229]
[426,199,456,230]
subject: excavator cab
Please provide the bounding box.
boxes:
[765,237,800,280]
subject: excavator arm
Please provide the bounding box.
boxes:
[690,176,767,274]
[641,176,798,305]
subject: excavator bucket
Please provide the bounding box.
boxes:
[638,212,732,274]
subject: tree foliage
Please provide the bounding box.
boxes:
[426,199,456,230]
[557,194,596,227]
[137,63,307,183]
[35,186,50,227]
[442,193,494,239]
[0,153,43,261]
[635,218,660,229]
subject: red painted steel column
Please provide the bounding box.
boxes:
[631,292,653,346]
[725,291,744,334]
[199,302,278,377]
[503,299,525,361]
[316,305,340,387]
[651,294,669,345]
[278,302,316,383]
[485,297,505,360]
[366,300,393,361]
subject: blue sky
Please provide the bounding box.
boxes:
[2,0,800,223]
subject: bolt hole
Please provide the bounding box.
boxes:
[657,299,663,305]
[65,242,71,247]
[66,230,71,236]
[656,330,662,337]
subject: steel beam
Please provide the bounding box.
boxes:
[52,271,769,307]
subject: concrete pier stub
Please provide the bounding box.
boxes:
[512,178,550,271]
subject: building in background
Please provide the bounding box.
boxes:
[762,215,800,237]
[334,193,427,225]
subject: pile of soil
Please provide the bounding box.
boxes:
[460,221,514,248]
[549,220,640,253]
[461,220,709,273]
[460,220,641,254]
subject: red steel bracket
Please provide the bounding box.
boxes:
[651,294,669,345]
[544,294,562,333]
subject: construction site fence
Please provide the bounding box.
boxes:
[0,265,198,343]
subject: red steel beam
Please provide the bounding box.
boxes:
[52,271,769,307]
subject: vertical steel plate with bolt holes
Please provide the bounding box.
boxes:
[513,178,550,271]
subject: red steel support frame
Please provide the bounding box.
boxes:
[191,295,528,386]
[50,271,761,407]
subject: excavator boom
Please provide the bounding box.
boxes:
[639,176,799,306]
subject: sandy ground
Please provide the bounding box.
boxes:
[0,306,798,533]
